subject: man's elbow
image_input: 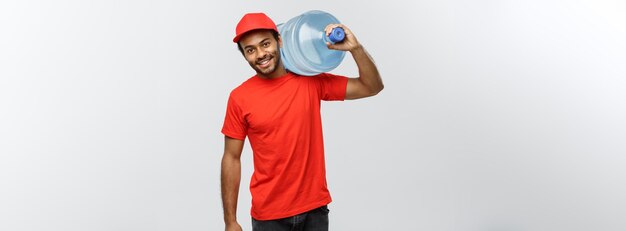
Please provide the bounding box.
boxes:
[354,76,384,98]
[376,83,384,94]
[369,83,384,96]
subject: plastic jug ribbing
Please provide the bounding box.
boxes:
[277,10,346,76]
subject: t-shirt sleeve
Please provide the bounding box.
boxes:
[318,73,349,101]
[221,93,247,140]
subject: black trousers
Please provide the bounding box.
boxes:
[252,205,330,231]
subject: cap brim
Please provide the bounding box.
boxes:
[233,27,278,43]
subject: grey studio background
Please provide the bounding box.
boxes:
[1,0,625,230]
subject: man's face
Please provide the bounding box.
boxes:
[238,30,283,78]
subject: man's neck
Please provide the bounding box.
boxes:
[257,67,288,80]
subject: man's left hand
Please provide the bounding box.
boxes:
[325,24,362,52]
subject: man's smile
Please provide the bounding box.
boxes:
[257,56,273,68]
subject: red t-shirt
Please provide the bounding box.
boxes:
[221,72,348,220]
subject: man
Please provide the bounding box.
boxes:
[221,12,383,231]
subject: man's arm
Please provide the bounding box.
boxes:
[221,136,244,231]
[325,24,384,100]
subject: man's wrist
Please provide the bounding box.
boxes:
[224,215,238,224]
[349,44,364,53]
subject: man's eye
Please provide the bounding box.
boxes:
[246,49,254,54]
[263,42,270,47]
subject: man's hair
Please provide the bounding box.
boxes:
[237,29,280,55]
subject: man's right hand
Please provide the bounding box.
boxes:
[225,222,242,231]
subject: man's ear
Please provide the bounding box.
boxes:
[278,35,283,48]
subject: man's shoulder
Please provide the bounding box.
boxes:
[229,75,256,96]
[311,72,348,79]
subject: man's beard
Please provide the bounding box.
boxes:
[250,49,281,76]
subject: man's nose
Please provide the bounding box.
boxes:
[256,51,268,60]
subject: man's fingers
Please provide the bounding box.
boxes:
[326,42,334,49]
[325,23,344,36]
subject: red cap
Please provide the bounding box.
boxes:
[233,12,278,43]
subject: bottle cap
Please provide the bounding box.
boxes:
[328,27,345,43]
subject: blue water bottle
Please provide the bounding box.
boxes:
[277,10,346,76]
